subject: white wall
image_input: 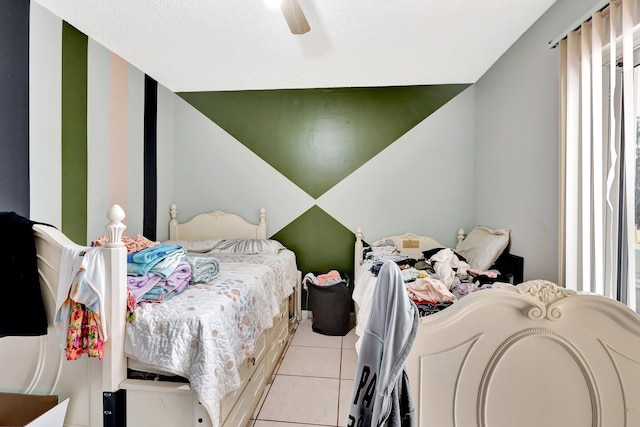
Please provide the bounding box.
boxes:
[87,39,111,241]
[474,0,603,281]
[29,2,61,227]
[156,83,175,241]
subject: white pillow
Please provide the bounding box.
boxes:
[207,239,285,255]
[162,238,223,253]
[455,226,510,270]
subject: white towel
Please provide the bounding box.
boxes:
[55,245,107,345]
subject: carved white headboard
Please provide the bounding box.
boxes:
[168,204,267,241]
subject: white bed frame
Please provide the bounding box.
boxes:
[0,204,300,427]
[353,229,640,426]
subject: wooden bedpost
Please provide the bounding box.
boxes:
[105,205,126,248]
[169,203,179,240]
[258,208,267,239]
[457,228,465,246]
[95,205,128,425]
[354,227,364,282]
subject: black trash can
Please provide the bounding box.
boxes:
[304,272,351,336]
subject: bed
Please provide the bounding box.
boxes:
[352,227,524,338]
[351,227,640,426]
[0,204,300,427]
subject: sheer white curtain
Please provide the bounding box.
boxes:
[557,0,638,310]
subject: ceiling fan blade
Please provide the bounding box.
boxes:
[280,0,310,35]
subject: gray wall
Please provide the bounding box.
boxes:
[474,0,602,281]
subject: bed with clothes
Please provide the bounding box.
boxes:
[352,226,523,339]
[350,226,640,427]
[0,204,300,427]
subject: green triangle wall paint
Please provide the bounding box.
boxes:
[272,205,356,310]
[179,84,469,198]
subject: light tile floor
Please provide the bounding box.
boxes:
[249,319,358,427]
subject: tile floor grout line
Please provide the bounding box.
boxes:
[254,417,336,426]
[276,374,342,380]
[252,321,299,424]
[256,321,357,427]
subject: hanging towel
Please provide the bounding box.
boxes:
[55,245,107,344]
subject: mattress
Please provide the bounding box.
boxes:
[125,249,297,425]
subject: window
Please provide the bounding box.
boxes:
[557,0,639,312]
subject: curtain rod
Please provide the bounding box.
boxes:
[548,0,611,48]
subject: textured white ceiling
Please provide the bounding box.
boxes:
[33,0,557,92]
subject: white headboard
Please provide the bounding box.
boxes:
[168,204,267,241]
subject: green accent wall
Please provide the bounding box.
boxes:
[272,205,356,310]
[179,85,469,198]
[61,22,88,244]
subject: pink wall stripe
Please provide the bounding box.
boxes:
[109,53,129,215]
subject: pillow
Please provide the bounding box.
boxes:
[162,238,223,253]
[207,239,285,255]
[455,226,510,270]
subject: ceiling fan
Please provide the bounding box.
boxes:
[279,0,310,35]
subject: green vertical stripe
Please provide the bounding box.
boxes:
[61,22,88,244]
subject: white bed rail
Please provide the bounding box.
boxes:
[22,205,129,427]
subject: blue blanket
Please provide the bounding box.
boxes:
[127,244,184,276]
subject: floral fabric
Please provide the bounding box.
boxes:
[92,234,159,254]
[66,301,104,360]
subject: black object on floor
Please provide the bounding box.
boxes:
[305,272,351,336]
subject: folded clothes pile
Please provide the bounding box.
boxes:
[126,244,192,304]
[127,261,192,303]
[127,244,185,277]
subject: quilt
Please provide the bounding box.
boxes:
[125,250,297,426]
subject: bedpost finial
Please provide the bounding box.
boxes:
[170,204,178,221]
[356,227,363,240]
[260,208,266,219]
[105,205,126,247]
[457,228,465,245]
[108,204,126,223]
